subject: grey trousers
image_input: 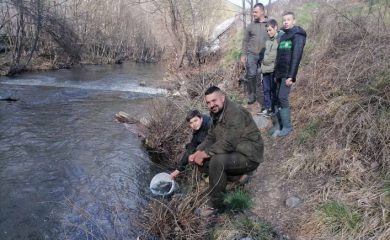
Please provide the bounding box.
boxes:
[275,78,291,108]
[246,53,261,102]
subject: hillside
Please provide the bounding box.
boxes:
[247,0,390,239]
[136,0,389,239]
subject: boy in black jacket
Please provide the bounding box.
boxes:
[170,110,211,179]
[272,11,306,137]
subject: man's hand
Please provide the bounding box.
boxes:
[189,150,209,166]
[240,55,247,65]
[286,78,294,87]
[189,152,196,163]
[170,170,180,179]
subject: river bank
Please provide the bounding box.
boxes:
[0,62,174,239]
[137,0,390,239]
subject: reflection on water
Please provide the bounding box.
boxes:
[0,63,166,239]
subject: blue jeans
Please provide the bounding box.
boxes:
[262,72,275,110]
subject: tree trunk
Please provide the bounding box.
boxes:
[250,0,254,22]
[268,0,272,16]
[176,31,187,68]
[8,0,26,75]
[242,0,246,29]
[26,0,42,66]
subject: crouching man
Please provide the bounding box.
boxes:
[189,86,264,211]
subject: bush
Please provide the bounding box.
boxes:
[235,216,276,240]
[318,201,362,233]
[141,173,210,240]
[223,190,252,211]
[297,119,320,145]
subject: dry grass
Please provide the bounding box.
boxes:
[141,1,390,239]
[143,63,243,166]
[143,98,189,165]
[139,66,237,239]
[140,169,211,240]
[283,0,390,239]
[212,213,277,240]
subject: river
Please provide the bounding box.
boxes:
[0,63,167,239]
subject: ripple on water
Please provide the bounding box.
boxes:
[0,79,160,239]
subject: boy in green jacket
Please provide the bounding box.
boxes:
[261,19,283,116]
[272,12,306,137]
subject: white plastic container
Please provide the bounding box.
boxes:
[149,172,179,196]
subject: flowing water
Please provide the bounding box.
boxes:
[0,63,167,239]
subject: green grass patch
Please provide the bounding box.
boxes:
[383,176,390,212]
[229,50,241,61]
[227,89,245,105]
[366,69,390,95]
[319,201,362,233]
[223,190,252,211]
[295,2,320,29]
[297,119,320,145]
[383,175,390,195]
[221,30,243,66]
[350,0,390,17]
[211,214,276,240]
[235,216,276,240]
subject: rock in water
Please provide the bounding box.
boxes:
[115,111,138,123]
[0,96,18,102]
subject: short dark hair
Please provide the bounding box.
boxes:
[204,86,222,96]
[186,109,202,122]
[266,19,278,28]
[254,3,264,11]
[282,11,295,19]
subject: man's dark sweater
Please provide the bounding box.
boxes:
[274,26,307,81]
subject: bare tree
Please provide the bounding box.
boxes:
[268,0,272,16]
[250,0,254,22]
[242,0,246,29]
[0,0,163,75]
[132,0,221,68]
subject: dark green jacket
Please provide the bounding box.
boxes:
[241,20,268,56]
[261,31,284,74]
[197,98,264,163]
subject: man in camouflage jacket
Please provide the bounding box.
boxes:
[190,86,264,209]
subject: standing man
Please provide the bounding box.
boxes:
[240,3,268,105]
[189,86,264,212]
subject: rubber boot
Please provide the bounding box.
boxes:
[275,107,293,137]
[269,107,281,136]
[246,77,256,104]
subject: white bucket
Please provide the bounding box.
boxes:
[149,172,179,196]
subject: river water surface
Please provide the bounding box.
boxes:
[0,63,167,239]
